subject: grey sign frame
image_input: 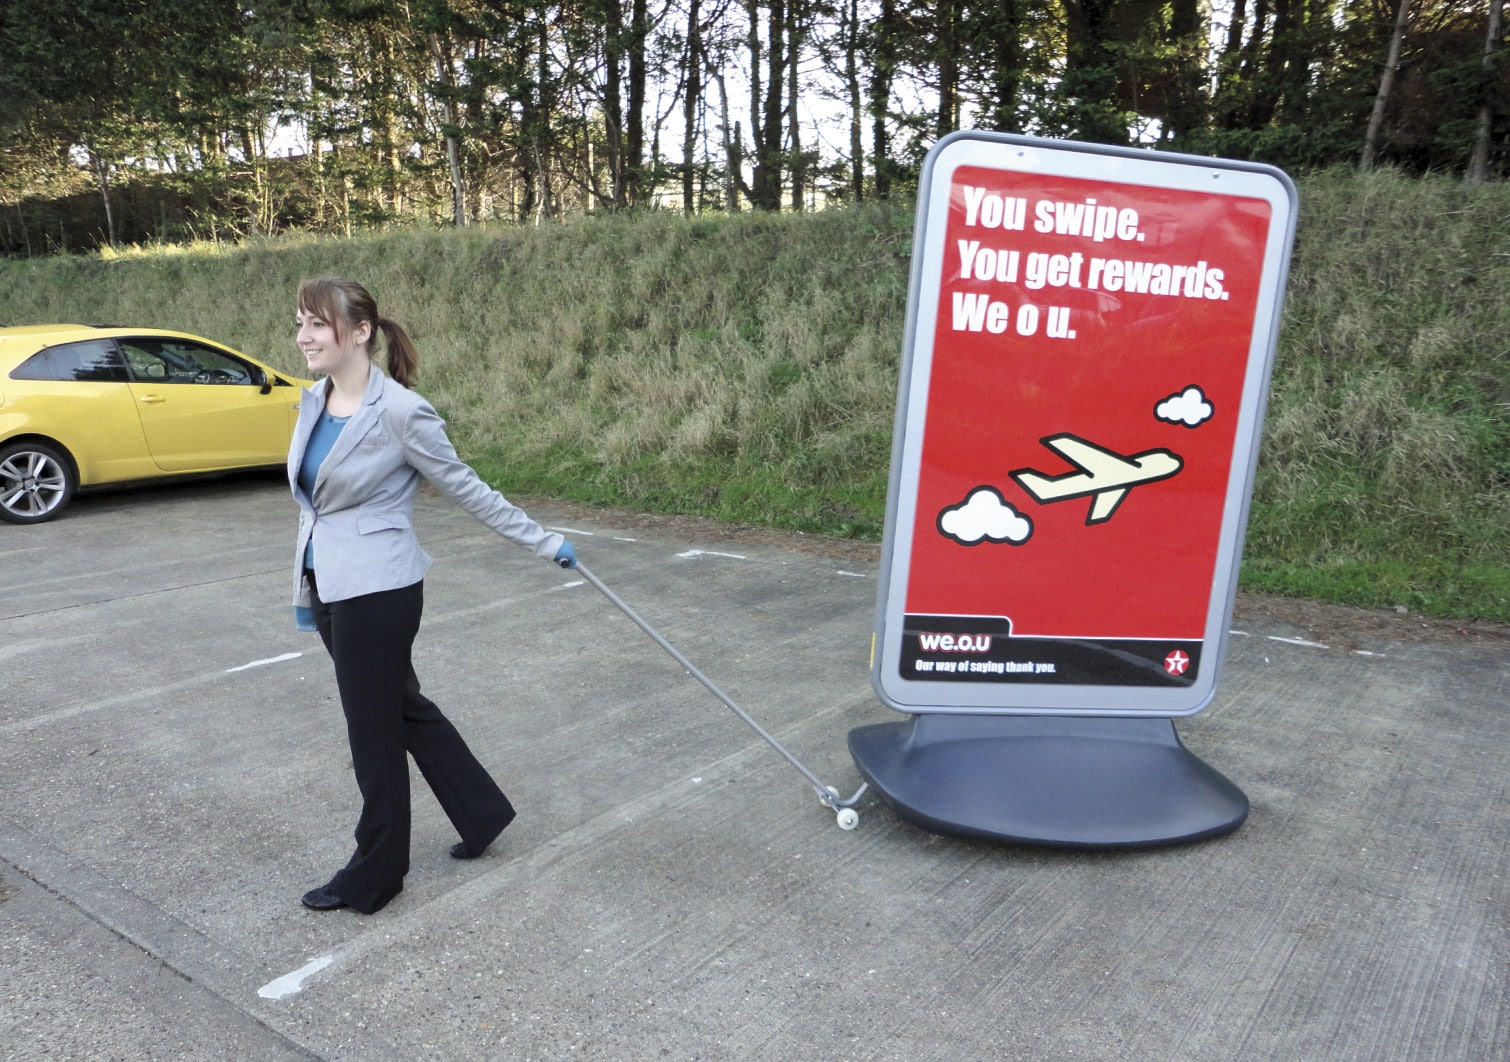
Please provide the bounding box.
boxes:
[871,131,1298,718]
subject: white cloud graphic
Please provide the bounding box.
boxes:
[1156,385,1214,428]
[938,487,1033,546]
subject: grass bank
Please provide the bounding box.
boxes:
[0,170,1504,621]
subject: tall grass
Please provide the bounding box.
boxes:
[0,173,1504,621]
[1248,169,1508,620]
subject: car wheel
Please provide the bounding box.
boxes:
[0,440,77,524]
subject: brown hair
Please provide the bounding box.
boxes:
[296,277,419,388]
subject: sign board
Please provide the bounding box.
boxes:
[872,132,1297,717]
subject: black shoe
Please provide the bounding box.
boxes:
[452,809,515,860]
[301,885,347,910]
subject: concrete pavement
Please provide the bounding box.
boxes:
[1,473,1505,1060]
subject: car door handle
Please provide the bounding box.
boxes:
[138,394,166,404]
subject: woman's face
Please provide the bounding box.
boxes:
[295,306,370,378]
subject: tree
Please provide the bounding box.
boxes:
[746,0,788,210]
[585,0,651,208]
[681,0,707,212]
[1466,0,1505,182]
[1362,0,1414,170]
[976,0,1028,133]
[429,29,469,225]
[6,0,1509,257]
[843,0,866,198]
[868,0,899,199]
[0,0,207,245]
[1061,0,1132,145]
[935,0,961,137]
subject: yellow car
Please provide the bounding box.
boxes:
[0,325,312,524]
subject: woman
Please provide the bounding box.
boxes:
[288,276,575,914]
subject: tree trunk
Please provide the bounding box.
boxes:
[726,114,742,212]
[1262,0,1308,124]
[744,1,763,203]
[711,66,742,211]
[1213,0,1249,129]
[88,145,117,248]
[683,0,704,214]
[1466,0,1504,183]
[523,12,556,222]
[763,0,786,204]
[844,0,864,201]
[603,1,625,207]
[369,27,403,215]
[936,0,958,137]
[1361,0,1413,171]
[626,0,648,207]
[1164,0,1206,141]
[788,1,804,211]
[870,0,895,200]
[1240,0,1272,126]
[748,0,787,210]
[430,33,467,227]
[1225,0,1247,56]
[1063,0,1126,144]
[984,0,1024,133]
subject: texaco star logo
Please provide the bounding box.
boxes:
[1164,650,1191,676]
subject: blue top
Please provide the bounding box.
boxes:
[298,408,348,569]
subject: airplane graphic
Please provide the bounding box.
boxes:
[1008,434,1184,525]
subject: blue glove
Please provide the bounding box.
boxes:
[553,540,577,569]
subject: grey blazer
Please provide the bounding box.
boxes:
[289,363,563,607]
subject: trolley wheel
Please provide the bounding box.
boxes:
[836,808,859,831]
[821,785,839,803]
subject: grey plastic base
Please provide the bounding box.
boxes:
[848,713,1248,848]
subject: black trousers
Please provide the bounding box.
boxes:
[308,572,516,913]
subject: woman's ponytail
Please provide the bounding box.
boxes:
[377,317,419,389]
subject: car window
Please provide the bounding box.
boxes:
[10,339,130,382]
[119,338,259,385]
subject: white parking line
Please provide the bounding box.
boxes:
[224,652,303,673]
[677,549,747,560]
[257,953,336,1000]
[1266,635,1330,650]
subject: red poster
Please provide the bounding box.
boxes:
[910,167,1271,637]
